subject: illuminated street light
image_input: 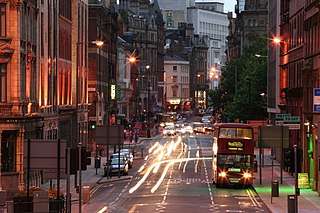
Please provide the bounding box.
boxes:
[75,39,103,213]
[92,40,104,46]
[273,37,282,44]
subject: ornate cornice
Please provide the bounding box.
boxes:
[9,0,22,10]
[0,41,14,63]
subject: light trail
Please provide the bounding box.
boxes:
[194,147,200,173]
[149,142,159,153]
[96,206,107,213]
[183,146,191,173]
[151,161,175,193]
[129,157,211,194]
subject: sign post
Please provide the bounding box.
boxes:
[313,88,320,113]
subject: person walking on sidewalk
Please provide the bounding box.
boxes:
[106,160,112,179]
[134,129,139,143]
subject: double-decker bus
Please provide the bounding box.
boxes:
[212,123,255,188]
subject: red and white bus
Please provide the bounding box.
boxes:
[212,123,255,188]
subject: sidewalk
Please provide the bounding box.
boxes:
[40,135,159,211]
[253,148,320,213]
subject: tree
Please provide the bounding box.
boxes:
[208,37,268,122]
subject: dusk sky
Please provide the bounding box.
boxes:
[222,0,237,14]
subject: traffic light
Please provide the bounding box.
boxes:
[67,147,91,174]
[81,148,91,171]
[89,121,96,130]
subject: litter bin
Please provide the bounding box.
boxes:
[287,195,297,213]
[83,186,90,204]
[271,180,279,197]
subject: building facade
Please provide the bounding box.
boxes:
[164,54,190,111]
[117,0,164,121]
[0,0,90,199]
[278,0,320,193]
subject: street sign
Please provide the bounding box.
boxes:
[275,120,284,126]
[283,123,300,130]
[96,125,124,146]
[283,116,300,123]
[275,114,291,120]
[259,126,289,148]
[314,88,320,112]
[24,139,66,170]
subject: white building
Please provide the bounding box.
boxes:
[187,5,228,89]
[158,0,194,29]
[164,54,190,110]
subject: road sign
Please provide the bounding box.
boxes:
[259,126,289,148]
[283,116,300,123]
[314,88,320,112]
[96,125,124,146]
[283,123,300,130]
[275,120,284,126]
[276,114,291,120]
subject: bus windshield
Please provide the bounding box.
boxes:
[219,127,253,139]
[218,154,253,171]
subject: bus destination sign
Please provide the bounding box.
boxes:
[228,141,244,151]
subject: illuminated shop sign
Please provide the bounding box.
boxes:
[111,84,116,100]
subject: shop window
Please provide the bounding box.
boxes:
[1,131,16,172]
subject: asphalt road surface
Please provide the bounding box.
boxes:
[83,134,271,213]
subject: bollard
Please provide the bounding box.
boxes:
[287,195,297,213]
[83,186,90,204]
[271,180,279,197]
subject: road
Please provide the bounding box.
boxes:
[83,134,271,213]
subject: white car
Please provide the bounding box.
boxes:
[120,149,134,168]
[163,126,176,136]
[183,125,193,134]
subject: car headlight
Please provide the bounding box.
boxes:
[218,171,227,177]
[243,172,252,178]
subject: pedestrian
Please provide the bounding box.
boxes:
[134,129,139,143]
[130,129,134,143]
[106,159,112,179]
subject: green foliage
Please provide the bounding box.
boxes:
[208,37,268,122]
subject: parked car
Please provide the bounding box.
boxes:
[104,157,129,176]
[120,149,134,168]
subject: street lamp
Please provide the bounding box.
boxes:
[75,39,103,213]
[146,65,151,138]
[246,75,252,120]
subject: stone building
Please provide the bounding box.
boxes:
[117,0,165,121]
[0,0,88,199]
[278,0,320,193]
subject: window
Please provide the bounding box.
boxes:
[0,64,6,102]
[2,131,16,172]
[0,3,6,37]
[173,66,177,71]
[172,76,177,83]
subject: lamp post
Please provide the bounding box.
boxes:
[293,144,299,212]
[75,40,103,213]
[146,65,151,138]
[246,75,252,120]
